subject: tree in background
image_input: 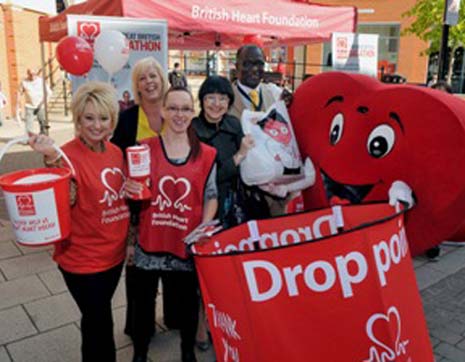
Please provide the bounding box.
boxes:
[402,0,465,81]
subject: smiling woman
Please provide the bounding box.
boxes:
[109,56,169,341]
[127,87,219,362]
[27,81,130,362]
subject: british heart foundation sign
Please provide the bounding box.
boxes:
[192,203,433,362]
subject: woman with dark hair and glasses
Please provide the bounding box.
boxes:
[127,86,218,362]
[192,75,255,227]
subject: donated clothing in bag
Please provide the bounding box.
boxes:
[240,101,304,186]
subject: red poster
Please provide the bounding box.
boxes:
[193,203,433,362]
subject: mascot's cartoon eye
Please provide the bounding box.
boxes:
[269,129,279,137]
[367,124,395,158]
[280,126,289,134]
[329,113,344,145]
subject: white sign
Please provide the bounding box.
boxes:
[67,15,168,101]
[445,0,461,26]
[331,32,379,78]
[4,189,61,245]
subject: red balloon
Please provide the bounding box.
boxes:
[242,34,264,47]
[56,36,94,76]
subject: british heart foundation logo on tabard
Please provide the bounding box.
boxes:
[16,194,36,216]
[77,21,101,46]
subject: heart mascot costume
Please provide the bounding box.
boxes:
[289,72,465,256]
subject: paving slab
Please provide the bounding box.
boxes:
[146,329,216,362]
[0,306,37,345]
[113,306,132,349]
[112,277,126,309]
[24,292,80,332]
[0,252,55,280]
[16,243,53,256]
[0,275,50,311]
[0,242,20,261]
[429,247,465,275]
[37,268,66,295]
[6,324,81,362]
[116,345,132,362]
[435,342,465,362]
[0,221,15,244]
[0,347,11,362]
[415,264,448,291]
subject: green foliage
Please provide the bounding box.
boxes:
[402,0,465,55]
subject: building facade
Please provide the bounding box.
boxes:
[0,1,56,117]
[300,0,430,85]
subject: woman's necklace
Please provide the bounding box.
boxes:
[79,136,106,152]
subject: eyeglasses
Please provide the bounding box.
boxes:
[166,106,194,115]
[204,94,229,105]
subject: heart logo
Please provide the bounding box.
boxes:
[16,194,36,216]
[364,306,409,362]
[77,21,100,44]
[99,167,126,207]
[154,176,192,212]
[290,72,465,255]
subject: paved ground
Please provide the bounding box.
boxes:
[1,114,465,362]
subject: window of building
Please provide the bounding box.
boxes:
[322,23,400,74]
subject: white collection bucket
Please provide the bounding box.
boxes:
[0,136,75,246]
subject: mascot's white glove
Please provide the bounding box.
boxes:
[183,219,223,245]
[259,157,316,197]
[388,180,415,209]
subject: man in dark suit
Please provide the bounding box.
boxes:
[229,44,291,120]
[229,44,293,216]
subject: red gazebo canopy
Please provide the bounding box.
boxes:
[39,0,357,49]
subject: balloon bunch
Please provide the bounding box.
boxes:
[56,30,130,78]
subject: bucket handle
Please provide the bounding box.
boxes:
[0,136,76,176]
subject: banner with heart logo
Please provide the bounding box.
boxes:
[192,203,433,362]
[67,14,167,105]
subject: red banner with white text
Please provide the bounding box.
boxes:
[192,203,433,362]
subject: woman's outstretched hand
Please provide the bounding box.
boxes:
[28,133,57,159]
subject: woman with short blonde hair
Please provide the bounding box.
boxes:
[27,81,130,362]
[72,81,119,132]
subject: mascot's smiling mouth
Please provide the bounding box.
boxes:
[321,170,374,204]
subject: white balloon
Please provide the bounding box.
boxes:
[94,30,130,75]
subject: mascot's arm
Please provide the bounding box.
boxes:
[259,157,316,198]
[388,180,415,209]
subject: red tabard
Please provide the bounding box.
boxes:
[139,137,216,259]
[54,138,130,274]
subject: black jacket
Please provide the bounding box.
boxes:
[111,105,139,152]
[192,114,244,221]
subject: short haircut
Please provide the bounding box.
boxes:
[198,75,235,113]
[174,62,180,68]
[71,81,119,132]
[236,44,264,64]
[131,56,168,105]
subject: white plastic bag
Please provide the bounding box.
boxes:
[240,101,304,186]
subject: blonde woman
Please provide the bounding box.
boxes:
[111,56,168,150]
[110,56,169,339]
[28,81,130,362]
